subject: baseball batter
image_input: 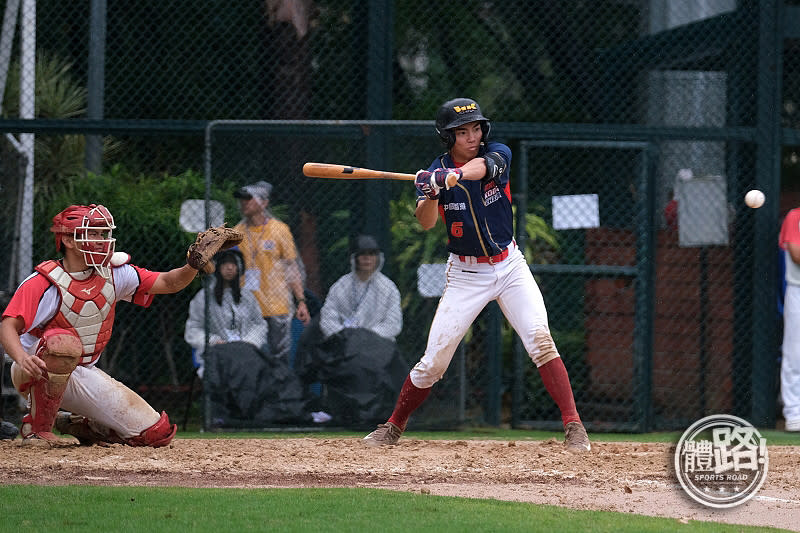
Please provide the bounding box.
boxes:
[363,98,591,453]
[0,204,228,446]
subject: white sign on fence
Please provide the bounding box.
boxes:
[552,194,600,230]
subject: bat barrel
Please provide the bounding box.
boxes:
[302,162,415,181]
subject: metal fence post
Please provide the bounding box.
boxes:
[634,144,657,432]
[511,142,531,428]
[485,301,502,426]
[365,0,393,258]
[751,0,783,427]
[85,0,106,174]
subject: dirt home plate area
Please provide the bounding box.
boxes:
[2,438,799,530]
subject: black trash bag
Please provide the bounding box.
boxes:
[203,341,309,426]
[296,320,409,427]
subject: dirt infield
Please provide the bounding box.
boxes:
[1,437,799,530]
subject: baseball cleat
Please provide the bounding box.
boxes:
[564,421,591,454]
[362,422,403,447]
[55,412,103,446]
[55,412,124,446]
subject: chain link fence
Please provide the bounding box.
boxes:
[1,0,797,433]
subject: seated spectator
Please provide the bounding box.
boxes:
[296,235,407,426]
[183,249,309,426]
[184,249,268,378]
[319,234,402,341]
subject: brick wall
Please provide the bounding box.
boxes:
[584,227,734,417]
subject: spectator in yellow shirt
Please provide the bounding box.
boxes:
[233,181,310,363]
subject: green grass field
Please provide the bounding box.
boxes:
[0,485,789,533]
[1,429,795,532]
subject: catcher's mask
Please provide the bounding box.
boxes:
[51,204,116,279]
[435,97,491,149]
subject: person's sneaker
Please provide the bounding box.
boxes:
[362,422,403,447]
[564,421,591,453]
[785,419,800,432]
[0,420,18,440]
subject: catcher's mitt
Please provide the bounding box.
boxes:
[186,225,243,273]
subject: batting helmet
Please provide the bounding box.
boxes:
[51,204,116,278]
[435,98,491,148]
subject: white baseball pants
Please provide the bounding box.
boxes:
[782,285,800,423]
[410,242,559,389]
[13,362,160,438]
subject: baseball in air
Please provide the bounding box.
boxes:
[745,189,765,209]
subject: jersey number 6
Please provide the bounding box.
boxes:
[451,222,463,238]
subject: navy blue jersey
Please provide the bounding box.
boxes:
[421,141,513,257]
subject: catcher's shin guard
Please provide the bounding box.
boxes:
[19,329,81,445]
[126,411,177,447]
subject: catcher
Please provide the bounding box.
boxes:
[0,203,241,446]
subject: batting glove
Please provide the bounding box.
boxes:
[432,168,462,190]
[415,170,439,200]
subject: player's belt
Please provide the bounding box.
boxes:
[458,246,510,265]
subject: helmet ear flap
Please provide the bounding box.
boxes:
[481,121,491,144]
[436,128,455,148]
[437,121,489,149]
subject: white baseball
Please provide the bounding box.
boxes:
[745,189,765,209]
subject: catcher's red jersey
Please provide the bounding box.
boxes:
[2,260,160,365]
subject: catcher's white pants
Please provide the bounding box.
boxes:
[13,363,160,438]
[782,285,800,423]
[410,242,559,389]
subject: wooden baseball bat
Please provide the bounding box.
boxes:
[302,162,460,187]
[303,162,415,181]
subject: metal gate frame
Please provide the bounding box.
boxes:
[512,139,657,432]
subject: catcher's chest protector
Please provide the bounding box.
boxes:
[35,260,117,365]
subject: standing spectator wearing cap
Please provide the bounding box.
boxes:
[233,181,310,363]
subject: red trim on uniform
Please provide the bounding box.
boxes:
[457,245,510,264]
[130,265,160,307]
[2,273,53,331]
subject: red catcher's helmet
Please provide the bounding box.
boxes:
[50,204,116,278]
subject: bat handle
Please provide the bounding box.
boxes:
[446,171,460,189]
